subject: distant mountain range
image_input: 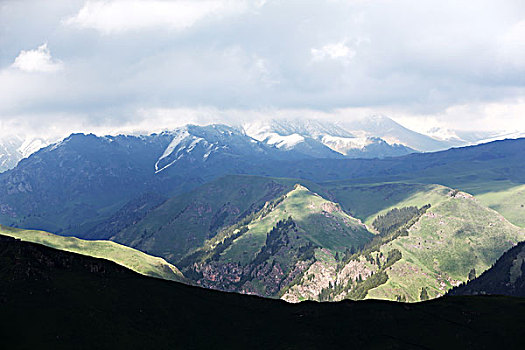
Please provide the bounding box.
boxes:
[243,117,415,158]
[0,120,524,304]
[1,127,524,238]
[242,115,510,155]
[1,116,513,173]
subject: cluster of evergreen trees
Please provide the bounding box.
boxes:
[372,205,430,236]
[181,193,292,270]
[344,248,403,300]
[329,205,434,301]
[342,205,430,266]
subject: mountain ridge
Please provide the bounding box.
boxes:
[0,224,185,282]
[243,117,417,158]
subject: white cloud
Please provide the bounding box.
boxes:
[311,41,356,62]
[64,0,251,34]
[2,0,525,139]
[11,43,63,73]
[388,100,525,133]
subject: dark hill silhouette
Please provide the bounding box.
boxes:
[1,235,524,349]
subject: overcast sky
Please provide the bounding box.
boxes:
[1,0,525,138]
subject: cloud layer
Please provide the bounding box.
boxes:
[1,0,524,137]
[64,0,253,34]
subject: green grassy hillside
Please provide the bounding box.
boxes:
[281,189,525,302]
[180,184,373,297]
[218,184,371,264]
[474,183,525,228]
[366,192,525,301]
[322,182,450,226]
[0,225,184,282]
[112,175,308,262]
[448,240,525,297]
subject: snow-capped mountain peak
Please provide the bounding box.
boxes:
[154,124,273,174]
[0,135,55,172]
[243,118,415,158]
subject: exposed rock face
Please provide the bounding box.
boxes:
[321,202,340,213]
[337,259,376,286]
[194,218,316,297]
[282,257,337,303]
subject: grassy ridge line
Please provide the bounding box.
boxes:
[367,192,525,301]
[0,225,185,282]
[218,184,371,265]
[474,183,525,228]
[322,182,451,227]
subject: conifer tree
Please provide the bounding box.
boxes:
[468,268,476,281]
[420,287,429,301]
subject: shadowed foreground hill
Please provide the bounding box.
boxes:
[0,225,185,283]
[0,236,524,349]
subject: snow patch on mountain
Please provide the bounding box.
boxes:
[154,124,275,174]
[19,138,48,158]
[321,135,372,153]
[338,115,451,152]
[259,133,305,149]
[0,135,55,172]
[157,129,190,164]
[473,131,525,145]
[425,127,462,142]
[155,129,209,173]
[243,118,415,158]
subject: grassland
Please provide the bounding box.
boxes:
[474,183,525,228]
[219,185,372,265]
[323,182,451,227]
[279,185,525,303]
[0,225,184,282]
[113,175,303,262]
[367,192,525,301]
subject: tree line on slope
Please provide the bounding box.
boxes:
[317,206,431,301]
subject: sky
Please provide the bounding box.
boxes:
[1,0,525,138]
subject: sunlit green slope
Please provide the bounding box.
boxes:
[322,182,451,226]
[281,189,525,302]
[218,184,372,264]
[179,184,373,297]
[0,225,185,282]
[366,191,525,301]
[113,175,306,262]
[474,183,525,228]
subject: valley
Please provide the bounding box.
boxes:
[5,3,525,347]
[0,124,524,306]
